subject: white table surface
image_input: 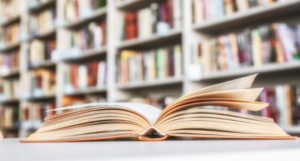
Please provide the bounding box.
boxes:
[1,138,300,161]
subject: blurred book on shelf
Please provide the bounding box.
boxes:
[0,0,20,22]
[64,0,107,23]
[192,22,300,74]
[0,49,19,75]
[21,69,56,98]
[70,21,106,50]
[21,102,56,131]
[192,0,289,23]
[130,95,179,110]
[0,106,19,129]
[28,8,56,35]
[64,61,107,93]
[63,95,106,107]
[0,79,19,101]
[28,40,56,67]
[118,45,182,84]
[0,22,20,47]
[116,0,181,42]
[61,21,106,59]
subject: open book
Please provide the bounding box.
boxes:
[21,74,296,142]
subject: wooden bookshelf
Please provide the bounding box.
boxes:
[0,0,300,138]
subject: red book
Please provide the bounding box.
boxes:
[72,65,79,89]
[166,0,174,27]
[74,0,79,19]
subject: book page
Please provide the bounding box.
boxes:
[48,102,162,124]
[165,74,258,111]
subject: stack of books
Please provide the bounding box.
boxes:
[0,50,19,73]
[28,8,56,35]
[193,23,300,73]
[21,102,56,131]
[64,61,107,92]
[192,0,284,23]
[118,45,182,84]
[0,79,19,100]
[117,0,181,41]
[64,0,107,23]
[29,39,56,66]
[22,69,56,97]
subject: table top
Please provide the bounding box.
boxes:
[1,138,300,161]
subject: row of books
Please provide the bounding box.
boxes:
[29,8,56,35]
[64,61,107,93]
[64,0,107,23]
[21,102,56,130]
[0,0,20,21]
[130,95,179,110]
[0,50,19,74]
[0,23,20,46]
[118,45,182,84]
[0,79,19,101]
[193,23,300,73]
[28,40,56,67]
[192,0,288,23]
[0,106,18,129]
[22,69,56,98]
[67,21,106,52]
[63,95,106,107]
[117,0,181,41]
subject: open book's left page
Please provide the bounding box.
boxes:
[49,102,162,124]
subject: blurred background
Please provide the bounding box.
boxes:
[0,0,300,138]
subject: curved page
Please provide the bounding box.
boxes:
[48,102,162,124]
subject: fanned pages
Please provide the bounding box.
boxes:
[21,74,297,143]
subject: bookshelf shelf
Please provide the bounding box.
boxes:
[0,68,20,78]
[62,47,106,63]
[199,61,300,81]
[117,77,183,90]
[117,29,182,50]
[0,98,19,104]
[281,126,300,134]
[25,95,56,102]
[193,0,300,32]
[28,0,56,12]
[116,0,166,11]
[64,8,107,30]
[0,15,20,27]
[64,87,107,96]
[29,60,56,70]
[30,29,56,40]
[0,43,20,53]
